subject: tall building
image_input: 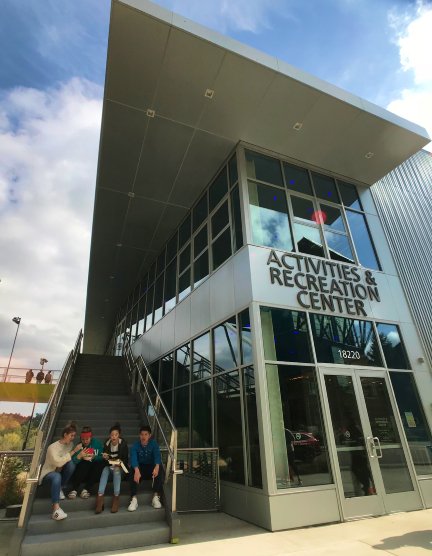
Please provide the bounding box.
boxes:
[84,0,432,530]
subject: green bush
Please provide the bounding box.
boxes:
[0,457,26,507]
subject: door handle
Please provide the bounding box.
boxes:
[373,437,383,459]
[366,436,376,458]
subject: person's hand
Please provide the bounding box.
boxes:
[152,464,159,478]
[75,443,83,451]
[102,452,109,460]
[134,468,141,484]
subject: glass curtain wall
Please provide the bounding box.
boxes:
[111,153,242,349]
[260,304,432,488]
[245,149,380,270]
[150,308,262,489]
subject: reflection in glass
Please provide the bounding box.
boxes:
[174,386,190,448]
[215,370,245,484]
[194,225,208,256]
[231,186,243,252]
[242,366,262,487]
[192,379,212,447]
[178,269,191,302]
[346,210,380,270]
[324,375,376,497]
[136,294,146,337]
[156,249,165,277]
[153,274,164,324]
[166,233,178,263]
[212,228,231,270]
[193,250,209,288]
[266,364,332,488]
[192,333,211,381]
[229,155,238,187]
[212,201,229,238]
[160,353,173,392]
[175,344,190,387]
[283,162,312,195]
[390,372,432,475]
[239,309,253,365]
[145,285,154,331]
[209,169,228,211]
[310,314,384,367]
[179,243,191,274]
[291,196,315,222]
[193,194,208,232]
[361,376,413,493]
[325,231,355,263]
[376,323,411,369]
[249,182,293,251]
[338,181,362,210]
[164,259,176,314]
[179,214,191,248]
[293,222,325,258]
[320,204,346,232]
[245,150,283,186]
[260,306,312,363]
[213,317,238,372]
[312,172,340,202]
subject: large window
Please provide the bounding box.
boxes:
[245,148,380,271]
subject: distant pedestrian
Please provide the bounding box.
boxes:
[36,370,45,384]
[44,370,53,384]
[25,369,34,383]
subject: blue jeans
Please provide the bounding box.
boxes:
[98,465,122,496]
[43,460,76,504]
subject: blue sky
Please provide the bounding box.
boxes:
[0,0,431,415]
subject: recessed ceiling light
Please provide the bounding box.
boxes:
[104,298,110,302]
[100,316,105,319]
[204,89,214,99]
[115,242,122,247]
[127,191,135,198]
[293,122,303,131]
[146,109,155,118]
[109,275,115,279]
[365,152,374,159]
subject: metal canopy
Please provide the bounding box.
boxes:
[83,0,430,353]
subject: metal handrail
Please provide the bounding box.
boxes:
[17,329,83,529]
[123,341,181,513]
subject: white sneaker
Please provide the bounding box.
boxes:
[59,490,65,500]
[80,489,90,499]
[67,490,77,499]
[128,496,138,512]
[152,495,162,509]
[52,507,67,521]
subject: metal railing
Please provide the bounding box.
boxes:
[123,342,182,512]
[0,368,61,384]
[17,329,83,529]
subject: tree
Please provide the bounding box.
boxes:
[0,457,26,507]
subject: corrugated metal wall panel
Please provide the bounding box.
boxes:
[371,150,432,366]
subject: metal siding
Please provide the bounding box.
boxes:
[371,150,432,366]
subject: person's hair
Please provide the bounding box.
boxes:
[109,422,121,434]
[81,426,92,434]
[62,422,77,437]
[140,425,151,434]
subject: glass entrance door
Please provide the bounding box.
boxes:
[321,368,422,519]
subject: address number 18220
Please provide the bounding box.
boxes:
[338,350,361,359]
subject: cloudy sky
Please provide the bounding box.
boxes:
[0,0,431,412]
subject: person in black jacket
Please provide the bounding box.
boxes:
[95,423,129,514]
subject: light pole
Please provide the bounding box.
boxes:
[4,317,21,382]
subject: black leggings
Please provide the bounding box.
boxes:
[130,464,164,496]
[71,460,105,492]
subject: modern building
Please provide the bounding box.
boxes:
[84,0,432,531]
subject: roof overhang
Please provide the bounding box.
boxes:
[83,0,430,353]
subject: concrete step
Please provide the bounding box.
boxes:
[57,414,140,424]
[33,490,153,510]
[54,425,139,436]
[35,479,155,502]
[21,521,170,556]
[28,504,164,534]
[63,394,135,402]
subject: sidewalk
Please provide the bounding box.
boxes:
[96,509,432,556]
[1,508,431,556]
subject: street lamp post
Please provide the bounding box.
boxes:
[4,317,21,382]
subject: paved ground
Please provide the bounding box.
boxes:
[1,509,431,556]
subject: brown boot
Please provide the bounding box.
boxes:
[111,495,120,513]
[95,494,104,514]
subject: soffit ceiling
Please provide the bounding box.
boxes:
[83,0,430,353]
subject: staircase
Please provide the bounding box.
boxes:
[21,355,170,556]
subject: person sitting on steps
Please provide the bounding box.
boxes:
[39,423,79,521]
[95,423,129,514]
[68,426,104,500]
[128,425,163,512]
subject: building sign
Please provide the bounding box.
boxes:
[266,250,381,317]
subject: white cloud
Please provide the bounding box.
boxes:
[0,78,102,371]
[170,0,291,33]
[387,1,432,151]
